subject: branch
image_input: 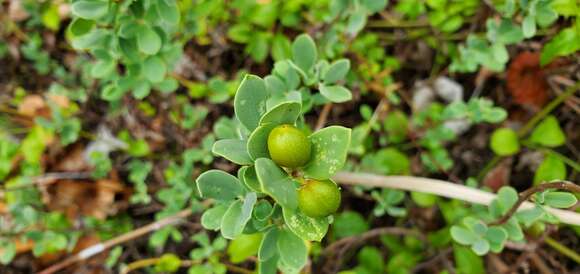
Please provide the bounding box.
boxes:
[38,209,194,274]
[488,181,580,226]
[332,172,580,226]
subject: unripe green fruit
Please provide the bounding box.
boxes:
[267,124,311,168]
[298,179,341,218]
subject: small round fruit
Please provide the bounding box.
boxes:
[298,179,341,218]
[267,124,311,168]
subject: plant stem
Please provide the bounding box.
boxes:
[38,209,195,274]
[539,148,580,172]
[477,82,579,181]
[544,236,580,264]
[488,181,580,226]
[332,172,580,226]
[517,82,579,138]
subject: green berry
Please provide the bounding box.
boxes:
[267,124,311,168]
[298,179,341,218]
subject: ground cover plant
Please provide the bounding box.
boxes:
[0,0,580,273]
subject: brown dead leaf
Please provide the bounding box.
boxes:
[17,95,48,117]
[506,52,549,110]
[483,158,512,192]
[46,177,128,220]
[53,145,90,172]
[47,94,70,109]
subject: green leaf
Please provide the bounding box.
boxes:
[259,101,301,125]
[212,139,253,165]
[490,128,520,156]
[522,15,536,38]
[227,24,252,43]
[271,33,291,61]
[259,227,279,262]
[543,192,577,208]
[71,0,108,20]
[228,233,263,263]
[529,116,566,147]
[450,226,478,245]
[346,9,367,35]
[486,19,524,44]
[357,247,384,273]
[333,211,369,238]
[234,75,269,131]
[196,170,244,201]
[255,158,298,210]
[282,207,329,242]
[323,59,350,84]
[221,192,257,239]
[154,254,181,273]
[239,166,262,192]
[132,81,151,99]
[156,0,180,25]
[453,244,485,274]
[101,84,126,101]
[143,56,167,83]
[534,153,567,185]
[292,34,317,73]
[201,203,230,230]
[383,110,409,143]
[411,192,438,207]
[319,84,352,103]
[471,239,490,255]
[258,254,279,274]
[0,240,16,264]
[497,186,518,213]
[303,126,351,180]
[247,123,277,160]
[137,25,162,55]
[485,227,507,253]
[277,229,307,270]
[68,18,94,37]
[361,0,388,13]
[502,218,524,241]
[540,27,580,65]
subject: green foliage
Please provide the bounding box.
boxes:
[529,115,566,147]
[196,34,352,273]
[490,128,520,156]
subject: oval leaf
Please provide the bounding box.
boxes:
[259,101,302,126]
[201,202,231,230]
[303,126,351,180]
[71,0,108,20]
[282,208,329,242]
[221,192,257,239]
[319,84,352,103]
[276,229,307,271]
[137,25,162,55]
[255,158,298,210]
[247,123,277,160]
[196,170,243,201]
[323,59,350,84]
[143,56,166,83]
[291,34,317,73]
[234,75,269,131]
[212,139,253,165]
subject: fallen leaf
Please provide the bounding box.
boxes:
[17,95,48,117]
[506,52,549,110]
[46,177,127,220]
[483,158,512,192]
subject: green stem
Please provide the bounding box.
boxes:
[477,82,579,181]
[540,148,580,172]
[544,236,580,264]
[517,82,579,138]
